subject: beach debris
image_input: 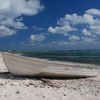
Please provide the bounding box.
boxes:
[16,90,20,94]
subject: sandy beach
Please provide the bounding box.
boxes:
[0,53,100,100]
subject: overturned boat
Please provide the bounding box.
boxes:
[1,52,98,78]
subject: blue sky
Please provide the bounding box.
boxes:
[0,0,100,51]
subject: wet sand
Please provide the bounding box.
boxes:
[0,53,100,100]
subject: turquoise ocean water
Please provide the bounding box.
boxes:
[19,50,100,65]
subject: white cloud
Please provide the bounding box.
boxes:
[82,37,94,42]
[50,41,69,46]
[83,14,94,25]
[0,0,44,37]
[69,35,80,42]
[48,8,100,43]
[0,0,44,17]
[61,14,86,25]
[32,25,44,31]
[0,18,27,29]
[0,25,16,37]
[48,25,74,34]
[30,34,45,42]
[89,20,100,35]
[48,13,87,35]
[86,9,100,16]
[82,29,92,36]
[48,27,55,33]
[13,21,27,29]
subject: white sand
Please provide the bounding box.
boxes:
[0,76,100,100]
[0,52,100,100]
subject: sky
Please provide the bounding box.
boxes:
[0,0,100,51]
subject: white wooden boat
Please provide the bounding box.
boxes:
[1,52,97,77]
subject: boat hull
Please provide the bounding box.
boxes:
[2,52,97,77]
